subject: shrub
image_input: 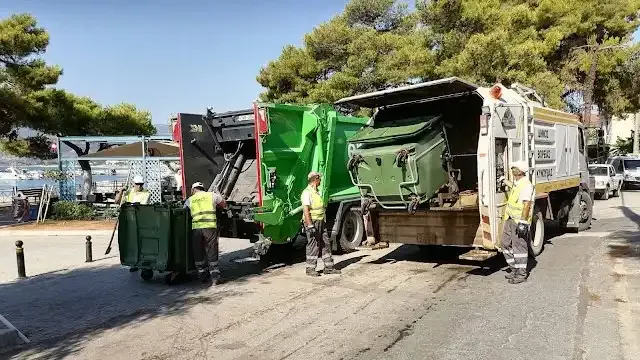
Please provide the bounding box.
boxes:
[51,201,96,220]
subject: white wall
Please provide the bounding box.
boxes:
[605,113,637,145]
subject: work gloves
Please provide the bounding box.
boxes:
[516,221,530,239]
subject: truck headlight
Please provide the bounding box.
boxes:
[625,174,634,180]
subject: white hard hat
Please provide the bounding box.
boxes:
[307,171,322,180]
[510,161,529,173]
[133,175,144,184]
[191,182,205,189]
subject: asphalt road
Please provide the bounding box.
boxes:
[1,191,639,360]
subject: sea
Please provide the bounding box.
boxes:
[0,175,129,191]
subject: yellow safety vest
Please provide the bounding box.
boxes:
[189,192,217,229]
[302,186,325,221]
[503,178,532,222]
[125,190,150,204]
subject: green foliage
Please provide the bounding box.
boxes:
[0,13,156,159]
[258,0,640,116]
[611,134,634,155]
[43,169,73,181]
[51,201,96,220]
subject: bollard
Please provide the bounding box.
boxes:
[15,240,26,279]
[85,235,93,263]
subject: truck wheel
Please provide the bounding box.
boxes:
[577,190,593,232]
[338,209,364,252]
[602,186,610,200]
[528,209,545,257]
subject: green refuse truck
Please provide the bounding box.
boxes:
[251,103,370,256]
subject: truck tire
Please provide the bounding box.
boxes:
[577,190,593,232]
[602,185,610,200]
[338,208,364,252]
[528,209,545,257]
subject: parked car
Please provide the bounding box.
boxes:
[588,164,622,199]
[607,155,640,189]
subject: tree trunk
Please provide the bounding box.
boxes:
[63,141,92,200]
[582,47,598,125]
[634,113,640,154]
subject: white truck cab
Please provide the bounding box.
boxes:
[608,155,640,189]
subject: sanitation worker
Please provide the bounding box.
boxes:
[499,161,533,284]
[115,175,151,204]
[302,171,341,277]
[115,175,150,273]
[184,182,226,285]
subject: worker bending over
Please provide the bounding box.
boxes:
[115,175,151,204]
[184,182,226,285]
[302,172,341,277]
[500,161,533,284]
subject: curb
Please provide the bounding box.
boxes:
[0,230,117,236]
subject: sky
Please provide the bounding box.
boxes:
[0,0,351,126]
[1,1,640,129]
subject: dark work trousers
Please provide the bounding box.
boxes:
[502,218,528,272]
[305,220,335,270]
[192,228,220,276]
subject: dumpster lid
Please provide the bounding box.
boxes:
[348,115,441,144]
[335,77,478,108]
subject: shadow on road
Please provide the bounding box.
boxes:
[0,245,282,360]
[605,190,640,260]
[368,244,512,276]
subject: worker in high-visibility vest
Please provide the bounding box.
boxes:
[184,182,226,285]
[302,171,341,277]
[499,161,533,284]
[115,175,151,204]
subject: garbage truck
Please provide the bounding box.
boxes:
[173,108,259,240]
[335,77,593,260]
[251,103,370,256]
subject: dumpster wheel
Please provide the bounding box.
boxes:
[140,269,154,281]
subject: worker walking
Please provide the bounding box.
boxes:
[184,182,226,285]
[115,175,151,204]
[500,161,533,284]
[302,172,341,277]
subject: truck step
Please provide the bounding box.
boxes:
[458,249,497,261]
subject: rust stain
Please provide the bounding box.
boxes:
[588,292,601,303]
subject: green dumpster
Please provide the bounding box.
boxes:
[118,203,195,283]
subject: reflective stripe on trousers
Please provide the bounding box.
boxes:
[501,218,528,270]
[305,220,334,269]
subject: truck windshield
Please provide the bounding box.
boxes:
[623,159,640,170]
[588,167,608,175]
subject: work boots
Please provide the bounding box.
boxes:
[508,269,528,284]
[323,268,342,275]
[504,267,516,280]
[306,268,321,277]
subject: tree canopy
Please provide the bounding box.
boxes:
[0,13,155,160]
[257,0,640,117]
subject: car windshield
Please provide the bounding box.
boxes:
[623,159,640,170]
[588,167,608,176]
